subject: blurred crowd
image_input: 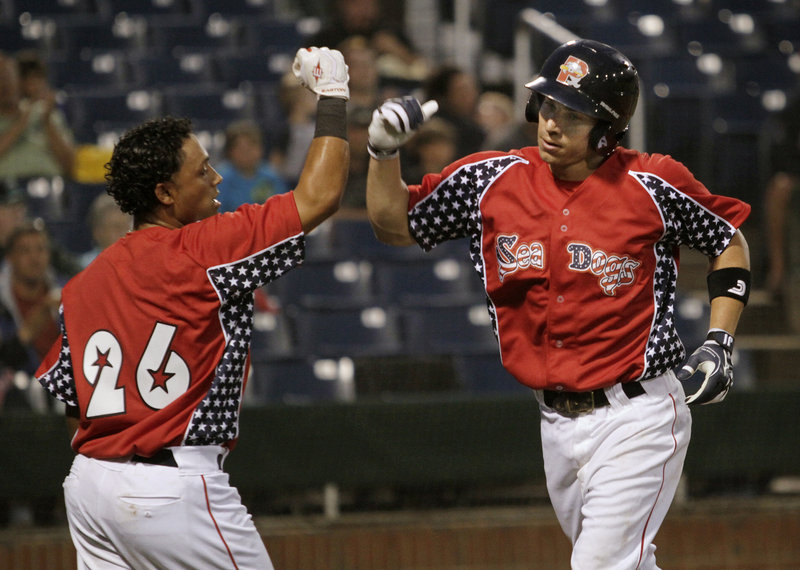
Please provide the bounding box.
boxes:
[0,0,798,415]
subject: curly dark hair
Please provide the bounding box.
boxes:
[105,117,193,220]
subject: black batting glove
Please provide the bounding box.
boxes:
[677,330,734,405]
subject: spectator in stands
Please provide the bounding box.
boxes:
[271,71,318,186]
[217,120,289,213]
[77,193,131,269]
[0,222,64,380]
[0,181,28,260]
[402,118,458,185]
[0,51,76,181]
[763,90,800,330]
[423,64,485,157]
[337,36,386,111]
[306,0,429,82]
[340,106,373,213]
[477,90,517,151]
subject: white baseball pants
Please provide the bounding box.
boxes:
[537,371,692,570]
[63,446,273,569]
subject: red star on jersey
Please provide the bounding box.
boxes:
[93,347,112,370]
[148,363,174,392]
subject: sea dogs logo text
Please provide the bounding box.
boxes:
[496,234,544,282]
[567,242,640,296]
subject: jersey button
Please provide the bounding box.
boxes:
[556,295,564,303]
[555,340,564,348]
[562,208,570,216]
[560,225,567,232]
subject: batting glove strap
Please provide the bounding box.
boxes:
[367,97,438,156]
[293,47,350,100]
[677,332,734,406]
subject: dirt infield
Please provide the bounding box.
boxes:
[2,496,798,569]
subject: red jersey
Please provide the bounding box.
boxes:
[407,147,750,391]
[36,193,304,458]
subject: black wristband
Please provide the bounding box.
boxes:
[706,329,734,351]
[314,97,347,140]
[707,267,750,305]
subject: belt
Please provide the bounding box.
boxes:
[543,381,646,416]
[131,449,178,467]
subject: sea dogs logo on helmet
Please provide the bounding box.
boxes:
[556,56,589,88]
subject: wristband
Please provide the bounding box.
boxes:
[367,142,399,160]
[707,267,750,305]
[706,328,734,351]
[314,97,347,140]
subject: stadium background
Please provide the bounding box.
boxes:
[1,0,799,567]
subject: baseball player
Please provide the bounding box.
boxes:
[35,46,349,569]
[365,39,750,569]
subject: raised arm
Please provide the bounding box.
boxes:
[365,97,438,245]
[290,47,351,233]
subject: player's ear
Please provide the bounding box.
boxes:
[154,182,176,206]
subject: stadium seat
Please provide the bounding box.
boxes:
[147,17,244,56]
[161,84,256,125]
[64,88,161,144]
[290,305,403,358]
[99,0,194,21]
[249,309,296,360]
[401,300,498,356]
[239,18,307,54]
[248,355,347,404]
[55,19,148,58]
[48,52,131,92]
[452,353,532,396]
[372,256,482,306]
[268,258,375,309]
[0,20,58,54]
[195,0,275,19]
[326,218,428,260]
[213,52,286,89]
[128,52,219,88]
[12,0,98,21]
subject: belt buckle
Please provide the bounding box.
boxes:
[553,391,596,417]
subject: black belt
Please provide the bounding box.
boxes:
[131,448,226,469]
[543,381,646,416]
[131,448,178,467]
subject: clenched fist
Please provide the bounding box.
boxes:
[293,47,350,100]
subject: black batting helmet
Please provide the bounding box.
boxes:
[525,39,639,155]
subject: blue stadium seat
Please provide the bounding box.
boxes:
[452,353,532,396]
[290,305,403,358]
[12,0,98,21]
[55,19,148,58]
[213,52,286,89]
[147,18,244,56]
[372,256,482,306]
[99,0,194,21]
[326,218,428,261]
[401,300,498,356]
[195,0,275,19]
[161,84,256,124]
[239,18,306,54]
[268,258,375,309]
[248,356,345,404]
[0,21,58,54]
[64,88,161,144]
[49,52,131,92]
[732,53,800,93]
[128,52,218,88]
[249,309,296,360]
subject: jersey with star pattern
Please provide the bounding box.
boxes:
[36,192,304,458]
[406,147,750,392]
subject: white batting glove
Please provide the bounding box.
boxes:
[367,97,439,159]
[292,47,349,100]
[677,330,734,405]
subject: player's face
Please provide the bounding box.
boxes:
[170,135,222,224]
[536,97,602,180]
